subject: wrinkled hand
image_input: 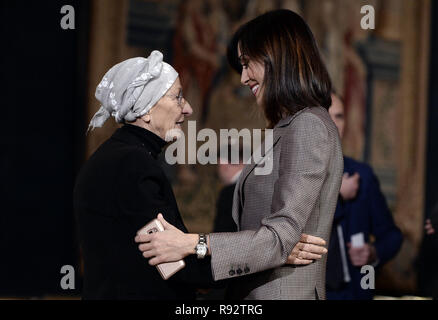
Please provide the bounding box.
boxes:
[340,172,360,201]
[135,214,195,266]
[347,243,376,266]
[286,234,328,265]
[425,219,435,235]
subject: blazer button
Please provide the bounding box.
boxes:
[229,269,235,276]
[244,266,250,274]
[236,268,242,275]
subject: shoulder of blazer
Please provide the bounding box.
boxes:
[275,107,331,139]
[274,106,329,129]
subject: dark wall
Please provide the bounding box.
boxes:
[425,0,438,216]
[418,0,438,299]
[0,1,88,296]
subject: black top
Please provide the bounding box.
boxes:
[74,124,214,300]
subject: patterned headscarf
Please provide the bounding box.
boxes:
[87,50,178,132]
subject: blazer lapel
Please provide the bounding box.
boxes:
[231,182,241,230]
[240,132,280,184]
[237,130,281,211]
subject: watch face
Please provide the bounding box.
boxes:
[196,244,207,256]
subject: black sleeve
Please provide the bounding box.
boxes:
[173,256,229,289]
[366,169,403,266]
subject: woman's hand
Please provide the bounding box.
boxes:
[135,214,198,266]
[347,243,376,266]
[286,234,328,265]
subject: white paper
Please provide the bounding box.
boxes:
[351,232,365,248]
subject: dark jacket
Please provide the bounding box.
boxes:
[74,124,214,300]
[213,183,238,233]
[326,156,403,300]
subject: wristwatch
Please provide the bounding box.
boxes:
[195,234,208,259]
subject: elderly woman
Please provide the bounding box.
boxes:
[136,10,343,300]
[74,50,326,300]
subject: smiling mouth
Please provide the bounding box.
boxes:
[176,121,184,125]
[250,84,260,96]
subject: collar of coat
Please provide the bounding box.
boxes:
[113,124,167,158]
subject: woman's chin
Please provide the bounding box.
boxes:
[165,128,184,142]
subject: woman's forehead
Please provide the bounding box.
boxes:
[168,77,182,93]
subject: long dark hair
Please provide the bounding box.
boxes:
[227,9,332,128]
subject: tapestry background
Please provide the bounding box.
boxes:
[84,0,431,295]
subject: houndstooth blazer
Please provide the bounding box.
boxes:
[209,106,343,300]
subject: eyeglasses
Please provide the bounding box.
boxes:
[166,89,184,109]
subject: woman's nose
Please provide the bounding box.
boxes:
[240,69,249,86]
[183,100,193,116]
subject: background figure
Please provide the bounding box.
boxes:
[326,93,403,300]
[424,209,437,236]
[417,202,438,299]
[213,139,249,233]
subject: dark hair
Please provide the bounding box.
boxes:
[227,9,332,128]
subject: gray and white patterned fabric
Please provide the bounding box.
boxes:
[88,50,178,132]
[209,106,344,300]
